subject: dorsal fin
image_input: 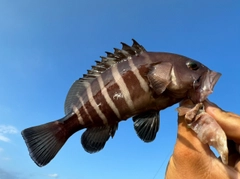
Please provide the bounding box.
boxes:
[64,39,146,115]
[132,39,146,53]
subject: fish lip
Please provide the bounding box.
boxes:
[209,71,222,91]
[199,70,221,102]
[191,70,221,103]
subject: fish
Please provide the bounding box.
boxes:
[21,39,221,167]
[177,99,228,164]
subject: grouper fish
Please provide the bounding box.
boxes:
[21,39,221,167]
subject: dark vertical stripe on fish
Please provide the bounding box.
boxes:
[117,59,148,111]
[111,63,135,112]
[99,66,132,121]
[128,58,149,93]
[77,83,105,126]
[106,82,132,120]
[88,75,120,124]
[94,66,131,120]
[84,82,108,125]
[97,75,121,120]
[76,94,94,125]
[72,105,84,125]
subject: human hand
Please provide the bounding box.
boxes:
[165,100,240,179]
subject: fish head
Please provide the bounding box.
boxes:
[170,57,221,103]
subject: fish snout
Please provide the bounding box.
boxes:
[190,70,221,103]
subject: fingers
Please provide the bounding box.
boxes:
[165,114,214,178]
[173,114,215,168]
[176,100,213,157]
[204,100,240,143]
[226,140,240,174]
[235,160,240,173]
[228,140,239,166]
[166,112,239,178]
[204,100,240,171]
[166,100,240,178]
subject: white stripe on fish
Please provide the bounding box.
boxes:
[85,82,108,124]
[97,75,121,119]
[111,64,135,111]
[128,58,149,93]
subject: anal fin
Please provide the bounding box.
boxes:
[133,111,160,142]
[81,124,118,153]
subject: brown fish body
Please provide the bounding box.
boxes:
[69,52,214,124]
[72,53,181,124]
[22,40,221,167]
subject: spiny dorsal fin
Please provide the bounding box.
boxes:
[88,39,146,81]
[64,39,146,115]
[132,39,146,53]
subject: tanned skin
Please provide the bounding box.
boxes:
[165,100,240,179]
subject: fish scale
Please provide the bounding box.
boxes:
[22,39,221,167]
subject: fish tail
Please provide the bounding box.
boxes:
[21,113,82,167]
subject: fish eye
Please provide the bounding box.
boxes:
[186,61,199,70]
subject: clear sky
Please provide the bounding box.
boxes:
[0,1,239,179]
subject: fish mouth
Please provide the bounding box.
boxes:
[191,70,221,103]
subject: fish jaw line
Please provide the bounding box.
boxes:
[198,70,221,102]
[189,70,221,103]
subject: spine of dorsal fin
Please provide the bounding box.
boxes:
[120,39,146,56]
[80,39,146,82]
[105,51,115,58]
[120,42,136,55]
[113,48,128,59]
[132,39,146,53]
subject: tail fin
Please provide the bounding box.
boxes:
[21,120,70,167]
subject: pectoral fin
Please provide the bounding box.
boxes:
[81,124,118,153]
[133,111,160,142]
[147,62,172,95]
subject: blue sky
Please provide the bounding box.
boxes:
[0,1,239,178]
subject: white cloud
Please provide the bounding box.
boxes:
[0,125,18,134]
[0,135,10,142]
[48,173,58,178]
[0,125,18,143]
